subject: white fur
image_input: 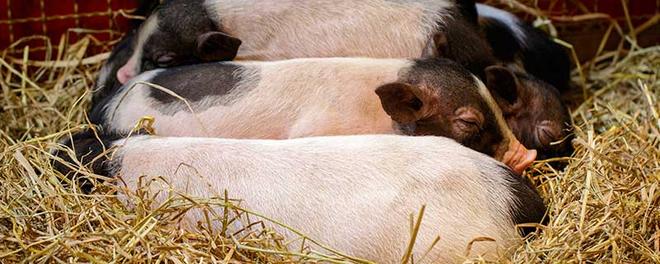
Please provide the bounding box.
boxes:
[125,15,159,74]
[203,0,453,60]
[474,75,514,141]
[476,4,527,45]
[104,58,408,138]
[110,134,523,263]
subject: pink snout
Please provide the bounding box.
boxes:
[116,57,137,84]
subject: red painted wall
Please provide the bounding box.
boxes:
[0,0,138,53]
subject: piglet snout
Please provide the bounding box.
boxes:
[116,58,137,84]
[502,139,537,175]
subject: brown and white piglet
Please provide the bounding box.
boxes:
[484,66,573,160]
[95,57,535,174]
[71,134,547,263]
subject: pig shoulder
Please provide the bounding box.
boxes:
[95,62,254,132]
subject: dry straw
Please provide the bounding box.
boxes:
[1,0,659,263]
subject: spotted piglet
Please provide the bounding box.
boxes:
[92,57,536,174]
[115,0,491,83]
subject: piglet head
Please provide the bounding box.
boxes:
[376,58,536,174]
[485,65,574,160]
[115,1,242,84]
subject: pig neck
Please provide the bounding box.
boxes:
[206,0,453,60]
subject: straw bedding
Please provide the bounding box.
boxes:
[0,2,658,263]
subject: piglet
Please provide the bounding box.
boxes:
[115,0,489,83]
[94,57,536,174]
[72,133,547,263]
[477,4,574,159]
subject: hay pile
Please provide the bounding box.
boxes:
[512,46,660,263]
[1,2,658,264]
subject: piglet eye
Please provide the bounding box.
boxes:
[456,117,480,131]
[535,121,560,146]
[155,52,176,67]
[453,107,483,133]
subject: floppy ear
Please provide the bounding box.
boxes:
[196,31,242,61]
[485,65,521,111]
[375,82,428,124]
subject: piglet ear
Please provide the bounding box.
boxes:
[421,33,447,57]
[196,31,242,61]
[485,65,521,110]
[375,82,427,124]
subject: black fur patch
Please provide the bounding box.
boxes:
[502,164,547,236]
[455,0,479,26]
[439,15,497,80]
[52,129,125,192]
[480,17,521,63]
[148,62,245,105]
[517,23,571,92]
[139,0,219,72]
[479,15,571,91]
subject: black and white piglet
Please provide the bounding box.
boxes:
[78,133,547,263]
[93,57,536,174]
[115,0,491,83]
[477,4,573,159]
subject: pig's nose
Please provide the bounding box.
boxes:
[502,138,537,175]
[116,63,135,84]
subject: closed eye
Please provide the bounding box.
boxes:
[156,54,176,67]
[455,118,480,132]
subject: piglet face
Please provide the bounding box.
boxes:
[485,66,574,160]
[116,1,242,84]
[376,58,536,174]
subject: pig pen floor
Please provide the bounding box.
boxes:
[0,37,658,263]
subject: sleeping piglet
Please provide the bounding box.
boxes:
[73,133,547,263]
[92,57,536,174]
[477,4,573,159]
[115,0,491,83]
